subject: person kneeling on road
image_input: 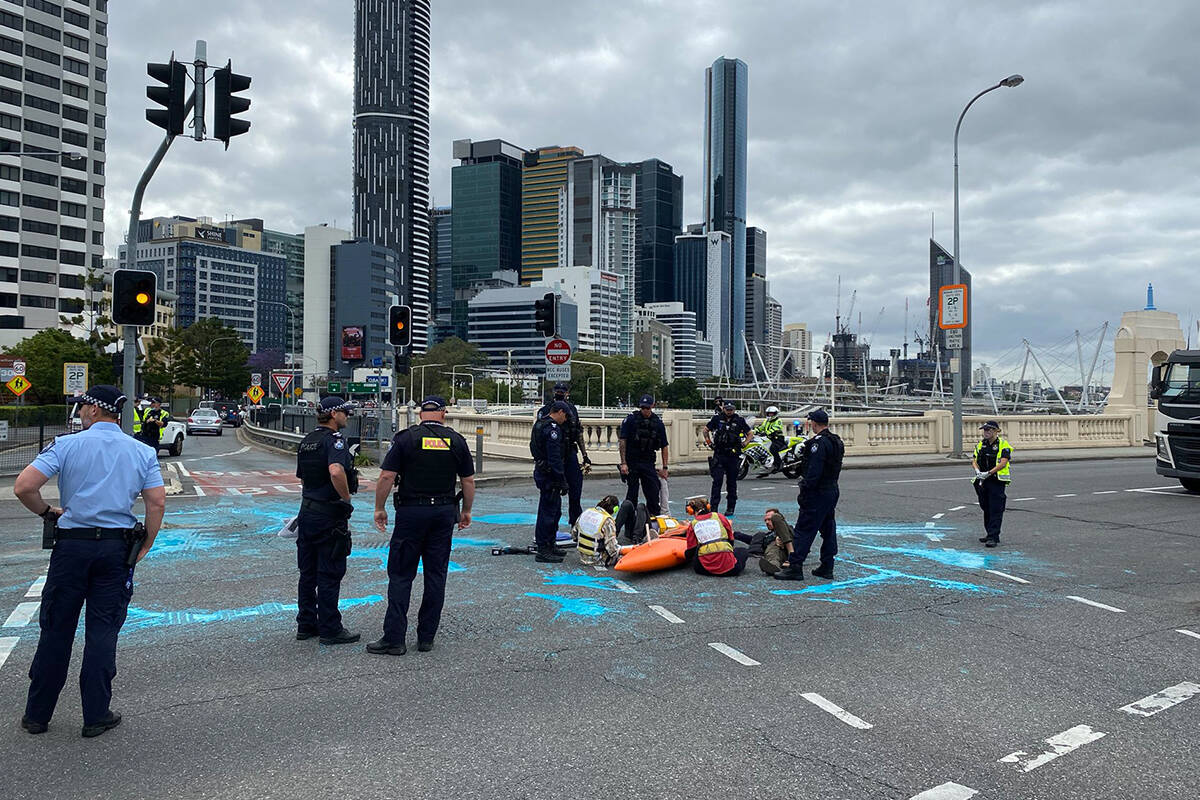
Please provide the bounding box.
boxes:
[683,496,754,577]
[573,495,622,567]
[757,507,794,575]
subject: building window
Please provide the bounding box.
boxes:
[0,11,19,31]
[63,81,88,100]
[0,189,16,206]
[60,250,85,266]
[93,42,104,59]
[22,194,56,212]
[94,19,105,36]
[93,113,104,129]
[0,61,19,81]
[63,8,88,28]
[91,160,102,175]
[60,176,85,194]
[60,225,85,241]
[24,44,61,67]
[59,273,85,290]
[22,168,58,187]
[58,297,84,313]
[0,163,15,180]
[20,294,57,309]
[20,245,57,261]
[94,66,105,83]
[0,292,15,307]
[21,219,57,236]
[24,94,59,114]
[26,1,63,17]
[63,57,88,77]
[0,35,19,58]
[24,19,62,42]
[60,200,85,218]
[24,69,60,90]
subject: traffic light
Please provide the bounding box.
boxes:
[388,304,412,347]
[213,60,251,149]
[112,269,157,327]
[146,58,187,135]
[533,292,556,337]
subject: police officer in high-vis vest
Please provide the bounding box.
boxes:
[538,383,591,527]
[775,409,844,582]
[705,400,751,515]
[530,401,570,563]
[618,394,669,517]
[972,420,1012,548]
[294,396,360,645]
[133,397,170,450]
[368,396,475,655]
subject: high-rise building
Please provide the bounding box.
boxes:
[235,220,305,363]
[928,238,972,390]
[644,302,698,379]
[745,273,769,371]
[302,224,351,387]
[354,0,431,352]
[537,266,622,355]
[429,206,452,344]
[704,56,749,378]
[634,158,683,305]
[745,226,766,278]
[673,230,732,376]
[0,0,108,346]
[633,305,673,382]
[450,138,525,340]
[521,145,582,285]
[328,239,401,377]
[765,295,782,376]
[467,286,578,371]
[782,322,812,378]
[695,336,715,380]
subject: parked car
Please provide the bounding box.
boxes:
[186,408,224,436]
[221,407,244,427]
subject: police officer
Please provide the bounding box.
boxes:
[972,420,1012,548]
[538,383,591,526]
[294,396,360,646]
[13,385,165,738]
[775,409,844,581]
[530,400,570,563]
[753,405,787,474]
[704,400,750,515]
[133,397,170,450]
[368,396,475,655]
[618,394,670,518]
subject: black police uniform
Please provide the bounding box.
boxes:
[790,429,845,572]
[706,412,750,513]
[380,421,474,645]
[538,398,587,525]
[530,416,567,552]
[619,411,668,516]
[295,426,357,638]
[974,438,1011,543]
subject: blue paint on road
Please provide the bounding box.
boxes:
[850,543,991,570]
[773,561,998,599]
[542,572,632,593]
[125,594,384,631]
[524,592,617,620]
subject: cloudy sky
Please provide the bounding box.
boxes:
[106,1,1200,384]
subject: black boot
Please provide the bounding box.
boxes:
[773,564,805,581]
[319,628,361,645]
[535,548,564,563]
[811,563,834,579]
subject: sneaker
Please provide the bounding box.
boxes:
[773,565,805,581]
[417,640,434,652]
[535,549,564,563]
[81,711,121,738]
[811,563,835,579]
[20,716,48,735]
[295,627,319,641]
[985,539,999,548]
[365,638,406,656]
[319,628,361,645]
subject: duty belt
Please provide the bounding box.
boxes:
[396,495,458,507]
[56,527,130,540]
[300,497,346,514]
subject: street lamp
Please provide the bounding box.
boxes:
[204,334,240,399]
[259,299,296,393]
[951,73,1023,457]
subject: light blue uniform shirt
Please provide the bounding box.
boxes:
[31,421,164,529]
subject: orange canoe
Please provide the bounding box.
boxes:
[613,536,688,573]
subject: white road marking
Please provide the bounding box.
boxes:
[1012,497,1037,501]
[1066,595,1126,613]
[1092,490,1118,495]
[751,487,774,491]
[924,522,936,528]
[925,533,945,542]
[932,513,945,519]
[182,446,251,463]
[610,579,638,594]
[1125,485,1186,492]
[0,636,17,670]
[591,564,608,572]
[985,569,1030,585]
[1055,493,1077,498]
[1120,682,1200,717]
[885,476,973,484]
[948,505,967,511]
[1177,629,1200,641]
[800,692,874,730]
[3,601,41,628]
[909,782,978,800]
[648,605,685,624]
[194,485,206,497]
[708,642,760,666]
[999,724,1106,772]
[25,576,46,598]
[174,460,191,477]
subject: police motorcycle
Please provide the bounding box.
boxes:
[737,432,809,480]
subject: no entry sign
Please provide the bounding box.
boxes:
[545,338,572,365]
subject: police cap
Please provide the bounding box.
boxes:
[320,396,356,414]
[638,394,655,408]
[69,385,127,415]
[420,396,448,411]
[980,420,1001,430]
[548,400,571,414]
[553,382,569,393]
[722,401,735,411]
[806,408,830,425]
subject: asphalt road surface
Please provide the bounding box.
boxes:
[0,431,1196,800]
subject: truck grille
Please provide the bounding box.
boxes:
[1168,429,1200,472]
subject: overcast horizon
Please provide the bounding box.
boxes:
[104,1,1200,386]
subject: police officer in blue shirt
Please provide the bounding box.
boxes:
[619,394,670,519]
[294,396,360,645]
[775,409,844,582]
[704,400,751,515]
[529,401,570,563]
[538,383,591,526]
[368,396,475,655]
[13,385,165,738]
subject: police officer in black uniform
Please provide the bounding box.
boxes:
[775,409,844,581]
[704,400,750,515]
[367,396,475,655]
[538,383,591,526]
[618,394,670,517]
[530,401,570,563]
[294,396,360,645]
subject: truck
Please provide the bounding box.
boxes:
[1150,349,1200,493]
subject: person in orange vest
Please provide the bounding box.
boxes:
[683,496,754,577]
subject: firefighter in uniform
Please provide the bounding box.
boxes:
[294,396,360,645]
[618,394,670,517]
[704,400,751,515]
[572,495,621,566]
[538,383,591,526]
[775,409,844,581]
[368,396,475,655]
[972,420,1012,547]
[530,401,570,563]
[13,385,165,737]
[133,397,170,450]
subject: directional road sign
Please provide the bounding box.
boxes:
[364,375,389,387]
[6,374,31,396]
[63,362,88,396]
[327,381,342,393]
[247,385,265,404]
[347,382,378,394]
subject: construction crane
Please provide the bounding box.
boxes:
[865,306,886,346]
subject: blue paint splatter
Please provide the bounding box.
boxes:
[773,561,997,599]
[850,543,990,570]
[473,513,570,527]
[125,594,384,631]
[453,537,501,548]
[542,573,631,593]
[524,592,617,620]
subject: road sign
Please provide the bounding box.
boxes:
[247,385,265,404]
[251,372,262,387]
[545,337,572,366]
[938,284,967,329]
[271,373,293,394]
[13,359,25,376]
[347,382,377,394]
[294,387,303,397]
[327,381,342,393]
[63,362,88,396]
[546,363,571,381]
[365,375,389,387]
[6,374,31,396]
[0,420,7,441]
[944,328,963,350]
[371,356,383,367]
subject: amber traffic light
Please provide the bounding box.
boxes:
[389,304,412,347]
[112,269,157,326]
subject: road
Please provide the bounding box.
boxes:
[0,430,1196,799]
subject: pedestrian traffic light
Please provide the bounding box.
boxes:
[112,269,157,327]
[146,58,187,135]
[213,61,251,149]
[533,292,556,337]
[388,304,412,347]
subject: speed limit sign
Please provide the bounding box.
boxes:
[63,362,89,396]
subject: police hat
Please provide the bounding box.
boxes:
[806,408,830,425]
[722,401,735,411]
[638,394,655,408]
[548,400,571,414]
[69,385,127,414]
[420,396,448,411]
[320,396,355,414]
[553,382,570,393]
[980,420,1001,430]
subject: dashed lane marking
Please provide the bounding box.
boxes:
[1012,497,1037,501]
[1066,595,1126,613]
[985,569,1030,585]
[708,642,760,666]
[194,485,206,497]
[610,579,638,594]
[1093,490,1118,495]
[25,576,46,598]
[751,487,774,491]
[800,692,874,730]
[932,513,944,519]
[0,636,17,670]
[648,605,685,624]
[999,724,1107,773]
[909,783,978,800]
[948,505,967,511]
[1177,629,1200,641]
[924,522,936,529]
[885,477,972,484]
[174,460,191,477]
[1055,493,1077,498]
[1120,682,1200,717]
[2,601,40,628]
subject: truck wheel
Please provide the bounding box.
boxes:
[1180,478,1200,494]
[169,435,183,457]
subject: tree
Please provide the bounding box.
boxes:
[3,329,113,404]
[170,318,250,400]
[661,377,705,409]
[142,327,195,401]
[561,352,662,408]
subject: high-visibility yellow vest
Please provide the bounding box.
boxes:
[693,516,733,556]
[974,437,1013,482]
[575,507,612,561]
[133,406,145,433]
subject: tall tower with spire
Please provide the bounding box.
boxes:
[1145,282,1156,311]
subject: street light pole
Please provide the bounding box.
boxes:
[951,73,1023,457]
[259,300,296,395]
